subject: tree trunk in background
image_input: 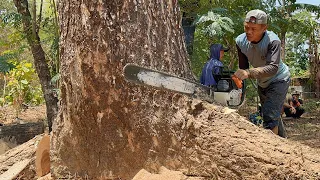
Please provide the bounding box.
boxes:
[309,28,320,97]
[317,71,320,98]
[52,1,320,179]
[280,31,286,62]
[182,15,196,56]
[13,0,58,132]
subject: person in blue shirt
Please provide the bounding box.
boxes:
[234,9,290,136]
[200,44,229,87]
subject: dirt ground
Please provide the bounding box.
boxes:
[1,103,319,150]
[0,105,46,125]
[0,105,46,155]
[238,102,320,149]
[284,115,320,149]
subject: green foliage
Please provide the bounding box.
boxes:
[190,12,235,78]
[285,32,309,77]
[302,99,320,114]
[1,0,59,106]
[288,3,320,17]
[282,10,319,77]
[36,0,60,78]
[244,79,260,106]
[51,73,60,97]
[0,12,22,28]
[5,61,44,116]
[292,10,318,35]
[0,53,15,73]
[196,11,234,37]
[190,29,210,78]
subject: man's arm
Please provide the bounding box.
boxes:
[236,44,249,69]
[283,102,292,108]
[248,40,281,79]
[283,98,296,114]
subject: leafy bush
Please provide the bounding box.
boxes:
[191,12,235,78]
[4,60,44,117]
[302,99,320,114]
[196,11,234,38]
[0,52,16,73]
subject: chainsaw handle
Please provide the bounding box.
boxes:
[232,75,243,89]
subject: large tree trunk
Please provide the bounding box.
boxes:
[13,0,59,132]
[52,1,320,179]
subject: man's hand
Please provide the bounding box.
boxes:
[290,106,296,114]
[234,69,250,80]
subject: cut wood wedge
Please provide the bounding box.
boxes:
[35,135,50,177]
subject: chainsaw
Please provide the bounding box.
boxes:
[123,64,245,107]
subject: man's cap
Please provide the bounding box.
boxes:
[245,9,267,24]
[210,44,230,52]
[292,90,301,95]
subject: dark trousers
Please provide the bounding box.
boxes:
[284,106,305,118]
[258,79,290,129]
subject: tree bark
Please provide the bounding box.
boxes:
[280,31,286,62]
[317,71,320,98]
[52,1,320,179]
[309,28,320,97]
[13,0,59,132]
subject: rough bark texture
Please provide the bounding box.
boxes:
[309,30,320,98]
[52,1,320,179]
[13,0,58,132]
[280,31,286,62]
[317,71,320,98]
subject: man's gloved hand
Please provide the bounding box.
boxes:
[234,69,250,80]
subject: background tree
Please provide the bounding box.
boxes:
[52,1,320,179]
[11,0,58,130]
[0,1,23,74]
[284,9,320,94]
[0,0,32,106]
[266,0,320,61]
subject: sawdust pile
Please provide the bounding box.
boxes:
[1,101,320,179]
[173,101,320,179]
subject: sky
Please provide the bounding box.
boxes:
[296,0,320,6]
[275,0,320,6]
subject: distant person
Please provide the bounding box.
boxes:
[283,92,305,118]
[200,44,229,87]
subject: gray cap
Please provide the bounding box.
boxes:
[245,9,267,24]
